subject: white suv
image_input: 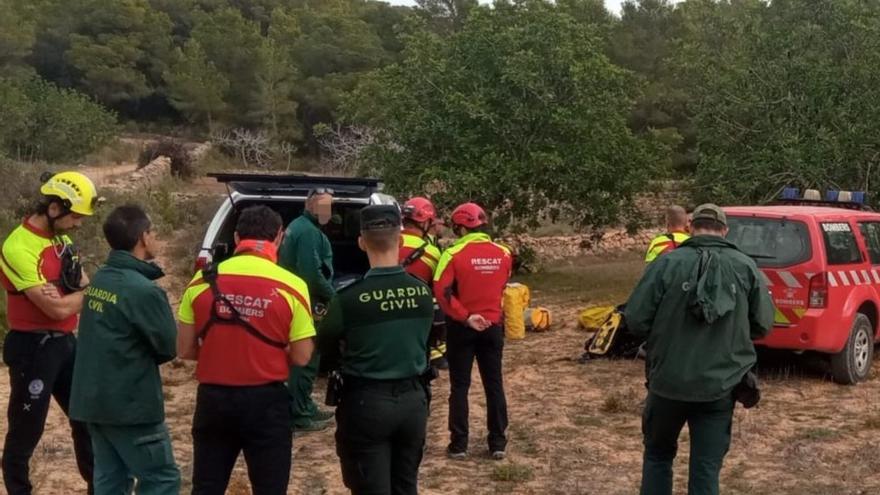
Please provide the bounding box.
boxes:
[196,173,397,287]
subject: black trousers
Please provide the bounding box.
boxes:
[191,383,292,495]
[335,377,428,495]
[2,330,94,495]
[446,322,508,453]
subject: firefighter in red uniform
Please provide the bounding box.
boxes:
[398,197,448,369]
[433,202,512,460]
[177,206,316,495]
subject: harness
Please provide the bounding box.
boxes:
[665,233,679,250]
[401,239,430,268]
[56,240,84,293]
[196,263,287,349]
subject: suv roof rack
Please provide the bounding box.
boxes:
[207,173,384,198]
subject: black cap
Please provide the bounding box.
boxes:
[360,205,401,231]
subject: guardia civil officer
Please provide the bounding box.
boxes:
[279,188,336,431]
[178,205,316,495]
[70,205,180,494]
[626,204,774,495]
[320,205,434,495]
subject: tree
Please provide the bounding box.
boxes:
[348,0,661,229]
[253,37,299,139]
[190,7,267,126]
[414,0,479,34]
[163,39,229,128]
[678,0,880,203]
[62,0,174,107]
[289,1,393,152]
[0,81,36,157]
[610,0,693,173]
[0,78,117,162]
[0,0,37,81]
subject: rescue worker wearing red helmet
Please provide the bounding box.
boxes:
[433,202,512,460]
[399,197,448,369]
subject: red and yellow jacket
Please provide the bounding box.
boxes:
[0,219,77,332]
[433,232,512,324]
[645,231,690,264]
[178,244,316,386]
[398,229,442,285]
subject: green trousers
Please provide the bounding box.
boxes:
[87,422,180,495]
[640,392,734,495]
[335,377,428,495]
[289,350,321,426]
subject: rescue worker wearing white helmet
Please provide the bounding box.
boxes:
[0,171,100,494]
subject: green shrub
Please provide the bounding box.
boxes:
[0,78,118,163]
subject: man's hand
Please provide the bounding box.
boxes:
[466,314,491,332]
[40,284,61,299]
[79,269,90,288]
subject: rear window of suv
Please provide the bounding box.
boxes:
[726,217,811,267]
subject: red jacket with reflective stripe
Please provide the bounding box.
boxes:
[433,232,512,324]
[178,252,315,386]
[398,230,441,285]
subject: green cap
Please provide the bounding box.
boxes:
[360,205,401,231]
[692,203,727,227]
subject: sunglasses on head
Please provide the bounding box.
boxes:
[308,187,335,198]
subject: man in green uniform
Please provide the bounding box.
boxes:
[70,205,180,494]
[320,205,434,495]
[279,188,336,431]
[625,204,774,495]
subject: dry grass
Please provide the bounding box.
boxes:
[490,463,534,483]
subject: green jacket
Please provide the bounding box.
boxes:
[70,250,177,425]
[625,235,775,402]
[279,211,335,305]
[319,266,434,380]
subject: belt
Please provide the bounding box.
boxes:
[11,329,69,338]
[342,375,422,395]
[198,381,286,391]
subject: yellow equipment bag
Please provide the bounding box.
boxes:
[502,283,530,340]
[586,311,623,355]
[578,305,616,331]
[524,307,552,332]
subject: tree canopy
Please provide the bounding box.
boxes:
[4,0,880,226]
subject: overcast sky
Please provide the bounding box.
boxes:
[385,0,631,15]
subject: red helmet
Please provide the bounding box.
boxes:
[402,197,437,223]
[451,202,487,229]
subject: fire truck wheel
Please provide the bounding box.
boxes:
[830,313,874,385]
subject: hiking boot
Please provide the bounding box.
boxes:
[446,448,467,460]
[490,450,506,461]
[292,419,330,433]
[312,409,335,422]
[431,356,449,370]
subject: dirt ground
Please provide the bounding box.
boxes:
[6,251,880,494]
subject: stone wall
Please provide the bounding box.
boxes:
[502,228,659,261]
[125,156,171,190]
